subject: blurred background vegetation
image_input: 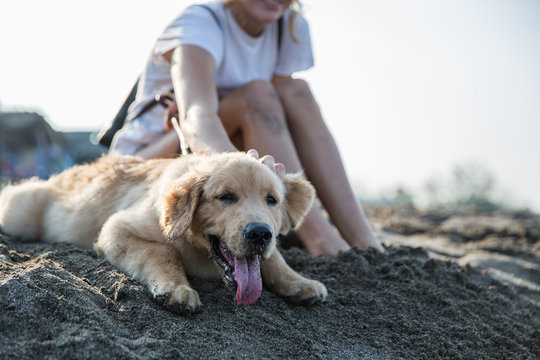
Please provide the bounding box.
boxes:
[355,162,522,212]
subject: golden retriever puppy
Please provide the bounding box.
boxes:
[0,152,327,311]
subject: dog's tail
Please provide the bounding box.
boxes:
[0,179,52,241]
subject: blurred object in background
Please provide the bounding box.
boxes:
[0,112,105,182]
[63,131,106,165]
[0,112,72,181]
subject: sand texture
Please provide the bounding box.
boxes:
[1,206,539,359]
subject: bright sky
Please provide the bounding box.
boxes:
[1,0,539,211]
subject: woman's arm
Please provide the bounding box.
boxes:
[167,45,237,153]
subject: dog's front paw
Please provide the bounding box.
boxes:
[152,283,202,313]
[283,279,328,306]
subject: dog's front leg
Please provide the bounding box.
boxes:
[95,212,202,313]
[261,250,327,305]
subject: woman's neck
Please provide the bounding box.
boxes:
[228,2,266,37]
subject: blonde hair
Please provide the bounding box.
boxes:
[224,0,302,43]
[288,0,302,43]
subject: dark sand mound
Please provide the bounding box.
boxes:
[1,206,539,359]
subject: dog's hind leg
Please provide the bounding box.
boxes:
[0,180,52,241]
[95,210,202,313]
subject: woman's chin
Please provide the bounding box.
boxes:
[257,0,288,20]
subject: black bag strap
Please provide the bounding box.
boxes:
[96,79,138,147]
[278,14,284,49]
[198,4,223,31]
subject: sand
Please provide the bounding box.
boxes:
[0,206,538,359]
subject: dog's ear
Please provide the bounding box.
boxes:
[160,173,206,242]
[280,173,315,234]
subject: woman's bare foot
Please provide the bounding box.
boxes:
[346,231,385,253]
[296,205,385,255]
[296,207,350,256]
[339,211,385,252]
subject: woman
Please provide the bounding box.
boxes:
[111,0,384,255]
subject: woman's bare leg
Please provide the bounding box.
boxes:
[274,78,384,252]
[135,131,180,159]
[218,80,350,256]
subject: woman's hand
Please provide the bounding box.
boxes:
[164,101,179,132]
[246,149,285,180]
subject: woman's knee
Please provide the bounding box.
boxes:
[274,78,313,102]
[235,80,287,133]
[240,80,281,109]
[274,78,322,131]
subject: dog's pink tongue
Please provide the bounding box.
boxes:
[234,255,262,305]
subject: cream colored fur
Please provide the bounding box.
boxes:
[0,152,327,311]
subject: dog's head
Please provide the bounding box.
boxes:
[159,152,314,305]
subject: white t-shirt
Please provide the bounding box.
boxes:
[112,1,314,155]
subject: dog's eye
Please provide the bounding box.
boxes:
[218,192,238,204]
[266,194,278,206]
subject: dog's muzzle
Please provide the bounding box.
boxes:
[208,223,273,306]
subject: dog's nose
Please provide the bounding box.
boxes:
[243,223,272,253]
